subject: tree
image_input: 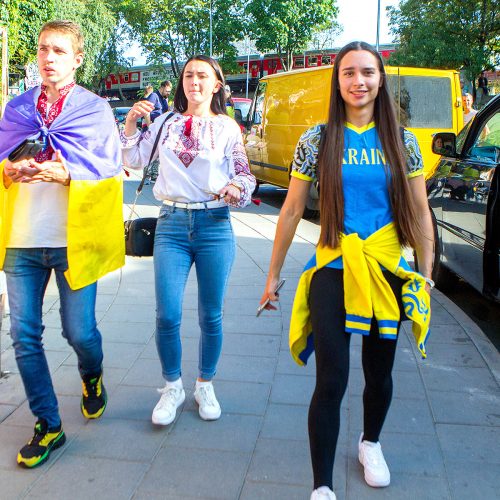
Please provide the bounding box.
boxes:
[246,0,339,71]
[388,0,499,87]
[0,0,118,88]
[121,0,245,78]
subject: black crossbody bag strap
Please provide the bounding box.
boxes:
[127,112,174,221]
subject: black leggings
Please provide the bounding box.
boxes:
[308,268,404,489]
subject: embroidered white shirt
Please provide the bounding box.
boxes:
[120,113,255,207]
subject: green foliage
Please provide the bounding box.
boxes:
[388,0,500,84]
[246,0,339,71]
[122,0,245,78]
[1,0,119,87]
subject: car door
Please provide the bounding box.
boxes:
[441,106,500,297]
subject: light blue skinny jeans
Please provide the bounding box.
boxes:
[4,248,102,429]
[154,205,235,382]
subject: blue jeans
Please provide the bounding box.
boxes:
[4,248,102,428]
[154,205,235,382]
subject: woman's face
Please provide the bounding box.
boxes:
[337,50,382,115]
[182,60,220,109]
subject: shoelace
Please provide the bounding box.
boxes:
[82,377,99,398]
[156,387,181,411]
[29,423,46,445]
[363,443,383,466]
[197,386,217,407]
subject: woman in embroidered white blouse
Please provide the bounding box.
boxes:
[121,55,256,426]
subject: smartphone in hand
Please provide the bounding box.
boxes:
[256,279,286,317]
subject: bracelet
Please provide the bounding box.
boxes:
[423,277,435,289]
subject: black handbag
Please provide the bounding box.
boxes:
[124,112,174,257]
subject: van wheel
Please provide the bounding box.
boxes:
[414,207,451,291]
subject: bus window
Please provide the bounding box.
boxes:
[392,76,453,129]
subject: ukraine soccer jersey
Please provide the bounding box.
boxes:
[291,121,423,269]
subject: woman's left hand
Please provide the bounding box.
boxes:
[218,183,241,205]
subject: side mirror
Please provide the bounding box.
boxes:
[432,132,457,157]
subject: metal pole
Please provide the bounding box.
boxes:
[209,0,213,58]
[245,37,250,99]
[376,0,381,52]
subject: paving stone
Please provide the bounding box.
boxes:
[423,342,487,368]
[216,354,276,383]
[436,423,500,464]
[121,357,166,388]
[98,320,155,344]
[270,373,314,406]
[240,481,311,500]
[0,468,45,499]
[446,461,499,500]
[66,417,165,462]
[260,403,308,441]
[223,314,283,336]
[427,389,500,426]
[420,364,498,394]
[27,454,148,500]
[275,349,315,377]
[165,410,262,452]
[136,447,250,499]
[0,373,27,407]
[223,333,281,358]
[101,303,156,323]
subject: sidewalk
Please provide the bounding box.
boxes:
[0,177,499,500]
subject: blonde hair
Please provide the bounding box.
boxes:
[39,20,84,54]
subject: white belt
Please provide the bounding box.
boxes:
[162,199,227,210]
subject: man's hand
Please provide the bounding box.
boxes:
[3,158,39,186]
[24,150,71,185]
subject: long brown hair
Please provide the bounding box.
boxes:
[173,55,228,115]
[318,41,421,249]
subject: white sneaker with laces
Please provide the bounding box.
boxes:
[310,486,337,499]
[152,382,185,426]
[194,381,221,420]
[358,433,391,487]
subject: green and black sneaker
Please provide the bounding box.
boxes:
[17,419,66,468]
[81,371,107,419]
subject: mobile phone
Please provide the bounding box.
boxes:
[256,279,286,317]
[8,138,46,162]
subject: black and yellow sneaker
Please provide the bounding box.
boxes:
[81,371,107,419]
[17,419,66,468]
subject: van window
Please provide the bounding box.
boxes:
[249,82,267,125]
[388,75,453,129]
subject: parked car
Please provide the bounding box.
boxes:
[112,106,142,130]
[427,93,500,301]
[232,97,252,131]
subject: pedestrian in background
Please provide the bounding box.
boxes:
[463,93,478,125]
[121,55,255,426]
[259,41,434,499]
[144,80,172,126]
[0,20,123,468]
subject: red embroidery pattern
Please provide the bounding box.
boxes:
[175,116,200,168]
[35,81,75,162]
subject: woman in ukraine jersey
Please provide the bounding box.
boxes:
[259,42,434,499]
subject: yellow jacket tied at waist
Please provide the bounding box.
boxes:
[289,222,431,366]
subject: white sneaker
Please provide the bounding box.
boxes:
[358,433,391,487]
[194,381,221,421]
[152,382,185,426]
[310,486,337,499]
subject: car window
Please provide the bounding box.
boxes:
[249,82,266,125]
[468,111,500,163]
[234,101,251,121]
[387,75,452,129]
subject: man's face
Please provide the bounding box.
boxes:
[37,30,83,89]
[161,85,172,98]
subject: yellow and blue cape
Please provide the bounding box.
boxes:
[0,86,125,290]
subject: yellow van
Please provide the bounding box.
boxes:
[245,65,463,197]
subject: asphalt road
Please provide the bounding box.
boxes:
[255,183,500,351]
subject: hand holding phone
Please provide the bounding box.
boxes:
[256,279,286,317]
